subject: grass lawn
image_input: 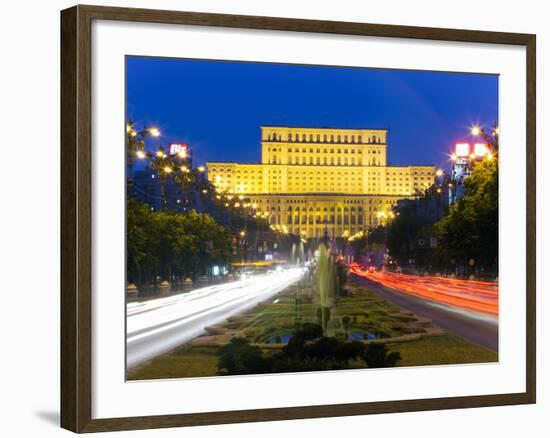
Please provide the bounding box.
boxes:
[128,346,219,380]
[127,280,498,380]
[389,333,498,367]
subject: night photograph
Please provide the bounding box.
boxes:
[124,56,499,380]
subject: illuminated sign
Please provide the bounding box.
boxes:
[169,143,188,157]
[474,143,488,157]
[455,143,470,157]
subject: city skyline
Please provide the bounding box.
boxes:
[126,56,499,170]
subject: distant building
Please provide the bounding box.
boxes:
[207,126,436,239]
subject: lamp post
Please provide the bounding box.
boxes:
[149,146,172,210]
[126,121,160,196]
[470,123,499,151]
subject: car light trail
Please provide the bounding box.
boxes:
[126,267,305,368]
[349,264,498,317]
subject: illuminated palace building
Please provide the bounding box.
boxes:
[207,126,435,239]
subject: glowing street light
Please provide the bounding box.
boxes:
[148,127,161,137]
[471,125,481,136]
[435,169,444,177]
[136,150,147,159]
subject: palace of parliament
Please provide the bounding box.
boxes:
[207,126,435,239]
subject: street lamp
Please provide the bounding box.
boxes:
[126,121,161,197]
[470,125,482,136]
[148,127,161,137]
[470,123,499,151]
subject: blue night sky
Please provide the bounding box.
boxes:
[126,56,498,171]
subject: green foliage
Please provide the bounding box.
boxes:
[126,199,232,285]
[435,158,498,270]
[218,338,270,375]
[385,156,498,273]
[216,323,401,376]
[363,343,402,368]
[386,204,434,266]
[368,226,387,245]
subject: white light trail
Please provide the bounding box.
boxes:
[126,268,304,369]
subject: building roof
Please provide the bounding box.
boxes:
[261,125,388,132]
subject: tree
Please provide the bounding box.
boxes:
[218,338,270,375]
[363,343,401,368]
[148,146,173,210]
[127,199,157,285]
[386,203,434,267]
[126,121,159,196]
[435,157,498,272]
[126,200,232,287]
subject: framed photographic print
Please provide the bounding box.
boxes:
[60,4,536,433]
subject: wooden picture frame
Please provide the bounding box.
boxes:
[61,4,536,433]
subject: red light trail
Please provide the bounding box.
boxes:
[349,264,498,317]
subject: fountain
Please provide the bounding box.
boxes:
[316,243,335,333]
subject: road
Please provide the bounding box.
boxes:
[350,266,498,352]
[126,267,305,368]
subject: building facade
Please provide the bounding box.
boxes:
[207,126,435,238]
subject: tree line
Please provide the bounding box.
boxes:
[386,157,498,275]
[127,199,232,287]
